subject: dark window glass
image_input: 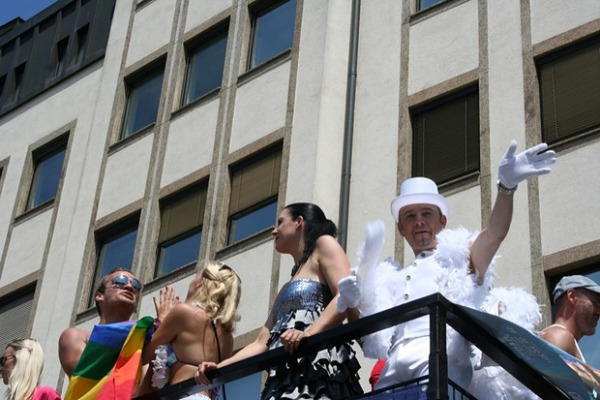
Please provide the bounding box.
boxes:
[412,88,480,185]
[120,65,164,139]
[72,25,89,66]
[90,226,138,306]
[539,37,600,145]
[156,186,206,277]
[0,286,35,348]
[229,199,277,244]
[183,29,228,106]
[54,37,69,76]
[26,145,67,210]
[12,63,26,102]
[228,148,281,244]
[249,0,296,69]
[417,0,444,11]
[0,75,6,102]
[158,230,202,276]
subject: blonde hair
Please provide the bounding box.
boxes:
[187,261,241,333]
[4,338,44,400]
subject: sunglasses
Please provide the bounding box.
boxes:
[111,274,142,292]
[0,354,14,367]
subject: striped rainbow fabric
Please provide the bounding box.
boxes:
[65,316,154,400]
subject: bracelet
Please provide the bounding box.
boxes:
[497,180,517,196]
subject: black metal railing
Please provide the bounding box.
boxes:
[135,293,582,399]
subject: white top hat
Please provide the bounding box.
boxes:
[390,177,449,222]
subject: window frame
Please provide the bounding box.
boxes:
[90,217,139,307]
[0,284,36,349]
[181,23,229,107]
[410,85,480,187]
[119,61,165,140]
[25,134,68,212]
[537,35,600,147]
[227,146,282,245]
[247,0,297,71]
[155,183,207,278]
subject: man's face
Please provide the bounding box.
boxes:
[397,204,447,255]
[574,289,600,336]
[96,271,140,315]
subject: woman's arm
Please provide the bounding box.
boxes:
[280,235,350,353]
[142,304,190,364]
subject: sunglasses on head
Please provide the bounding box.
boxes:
[111,274,142,292]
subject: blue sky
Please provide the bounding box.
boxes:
[0,0,58,26]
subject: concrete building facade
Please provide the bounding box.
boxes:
[0,0,599,394]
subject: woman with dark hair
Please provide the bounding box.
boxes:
[196,203,362,399]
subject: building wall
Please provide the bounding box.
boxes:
[0,0,599,393]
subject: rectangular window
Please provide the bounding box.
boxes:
[72,25,89,66]
[54,37,70,77]
[0,285,35,348]
[157,184,207,277]
[12,63,26,102]
[26,136,68,211]
[90,220,139,307]
[120,63,165,139]
[412,87,480,185]
[538,36,600,145]
[248,0,296,70]
[182,26,228,106]
[228,147,281,244]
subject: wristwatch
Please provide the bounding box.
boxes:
[497,180,517,196]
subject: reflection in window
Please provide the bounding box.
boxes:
[91,224,138,306]
[157,185,206,277]
[120,64,164,139]
[249,0,296,69]
[412,87,479,185]
[417,0,445,11]
[228,148,281,244]
[229,200,277,244]
[539,36,600,145]
[27,141,67,210]
[182,27,228,106]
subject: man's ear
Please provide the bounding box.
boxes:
[95,291,104,306]
[440,215,447,228]
[397,220,404,237]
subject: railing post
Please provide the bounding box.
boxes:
[428,302,448,399]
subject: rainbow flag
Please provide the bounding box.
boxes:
[65,316,154,400]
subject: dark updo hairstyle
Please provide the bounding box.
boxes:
[285,203,337,276]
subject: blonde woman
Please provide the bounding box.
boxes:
[1,338,60,400]
[138,261,241,399]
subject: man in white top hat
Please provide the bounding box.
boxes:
[540,275,600,362]
[338,140,556,390]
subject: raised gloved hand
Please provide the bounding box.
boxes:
[336,273,361,312]
[497,140,556,189]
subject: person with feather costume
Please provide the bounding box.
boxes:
[337,140,556,395]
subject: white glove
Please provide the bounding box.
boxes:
[497,140,556,189]
[336,274,361,312]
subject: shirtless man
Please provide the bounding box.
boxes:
[58,268,175,377]
[540,275,600,361]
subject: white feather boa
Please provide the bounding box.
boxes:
[354,222,541,368]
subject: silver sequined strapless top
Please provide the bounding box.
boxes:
[271,279,333,322]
